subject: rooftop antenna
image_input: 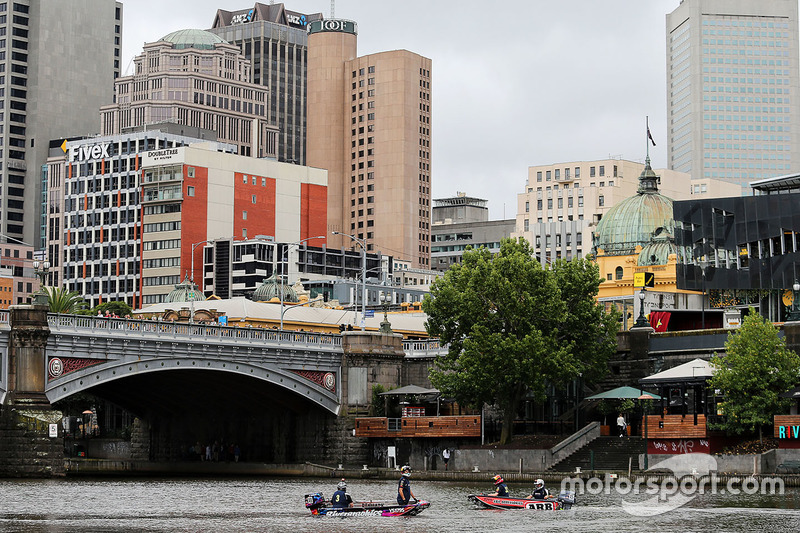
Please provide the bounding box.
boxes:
[331,0,335,18]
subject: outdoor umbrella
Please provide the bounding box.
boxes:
[585,386,661,400]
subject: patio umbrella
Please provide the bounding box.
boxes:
[585,386,661,400]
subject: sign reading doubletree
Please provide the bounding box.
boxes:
[307,19,357,36]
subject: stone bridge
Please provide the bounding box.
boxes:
[0,310,448,415]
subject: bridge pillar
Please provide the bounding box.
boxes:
[0,304,64,477]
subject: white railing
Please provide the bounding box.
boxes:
[46,314,343,349]
[402,338,448,358]
[0,310,8,324]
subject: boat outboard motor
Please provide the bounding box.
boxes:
[304,493,325,509]
[557,490,576,509]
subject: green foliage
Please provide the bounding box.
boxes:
[371,384,387,417]
[92,301,133,317]
[43,286,87,314]
[709,310,800,441]
[423,237,619,443]
[618,398,635,415]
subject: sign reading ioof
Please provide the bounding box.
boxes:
[307,19,357,35]
[68,142,111,163]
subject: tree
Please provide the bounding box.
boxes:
[423,238,618,444]
[92,301,133,317]
[709,310,800,441]
[43,286,87,314]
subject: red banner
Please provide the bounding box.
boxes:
[649,311,671,332]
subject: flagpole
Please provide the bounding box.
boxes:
[646,115,650,160]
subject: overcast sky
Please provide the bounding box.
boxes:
[123,0,680,219]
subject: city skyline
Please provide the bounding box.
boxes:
[123,0,681,220]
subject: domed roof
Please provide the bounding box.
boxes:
[593,157,674,257]
[252,274,298,303]
[637,230,677,266]
[160,29,227,50]
[165,276,206,303]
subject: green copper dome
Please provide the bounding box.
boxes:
[637,230,677,266]
[252,274,298,303]
[165,276,206,303]
[593,157,674,257]
[160,29,227,50]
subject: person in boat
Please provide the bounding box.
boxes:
[526,478,553,500]
[487,475,509,497]
[331,479,353,508]
[397,465,418,505]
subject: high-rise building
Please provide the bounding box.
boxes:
[306,19,433,269]
[0,0,121,248]
[45,129,327,308]
[99,29,278,159]
[666,0,800,186]
[208,2,323,165]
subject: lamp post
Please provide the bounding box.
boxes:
[333,231,367,331]
[787,279,800,322]
[379,291,393,334]
[280,295,324,331]
[189,240,213,324]
[31,258,51,306]
[634,287,649,328]
[279,236,325,331]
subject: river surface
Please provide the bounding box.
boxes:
[0,477,799,532]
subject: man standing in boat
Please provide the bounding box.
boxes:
[487,475,509,497]
[397,465,417,505]
[332,479,353,508]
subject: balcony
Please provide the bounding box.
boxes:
[354,415,481,438]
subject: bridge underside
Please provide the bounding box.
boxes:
[55,369,338,464]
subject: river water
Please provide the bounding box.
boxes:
[0,477,798,532]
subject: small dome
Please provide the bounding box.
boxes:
[637,231,677,266]
[165,276,206,303]
[593,157,674,257]
[252,274,298,303]
[160,29,227,50]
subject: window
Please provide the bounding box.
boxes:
[243,211,247,220]
[536,171,542,182]
[252,194,257,204]
[537,199,542,210]
[575,167,580,178]
[546,170,551,181]
[187,186,195,197]
[525,201,529,213]
[599,165,605,177]
[615,266,623,280]
[590,166,596,177]
[598,195,604,207]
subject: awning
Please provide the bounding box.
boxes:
[379,384,439,396]
[780,385,800,399]
[585,386,661,400]
[640,358,714,385]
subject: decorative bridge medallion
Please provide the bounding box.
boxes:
[290,370,336,393]
[48,357,104,380]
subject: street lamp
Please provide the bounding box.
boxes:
[279,236,325,331]
[31,258,51,306]
[189,240,214,324]
[332,231,367,331]
[280,295,324,331]
[634,287,650,328]
[379,291,393,334]
[788,279,800,322]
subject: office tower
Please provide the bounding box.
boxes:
[208,2,323,165]
[46,129,327,308]
[666,0,800,186]
[100,29,278,159]
[307,19,433,268]
[0,0,121,248]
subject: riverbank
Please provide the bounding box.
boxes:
[61,459,800,487]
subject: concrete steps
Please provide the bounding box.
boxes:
[549,436,645,472]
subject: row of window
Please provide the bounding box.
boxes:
[536,164,618,182]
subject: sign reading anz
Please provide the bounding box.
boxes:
[68,142,111,162]
[231,9,254,25]
[286,11,307,27]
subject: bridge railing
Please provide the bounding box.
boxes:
[46,314,343,348]
[0,310,8,324]
[402,339,449,358]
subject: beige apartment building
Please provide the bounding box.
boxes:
[100,29,278,159]
[306,19,433,268]
[512,158,742,263]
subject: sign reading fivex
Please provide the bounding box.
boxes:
[68,142,111,162]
